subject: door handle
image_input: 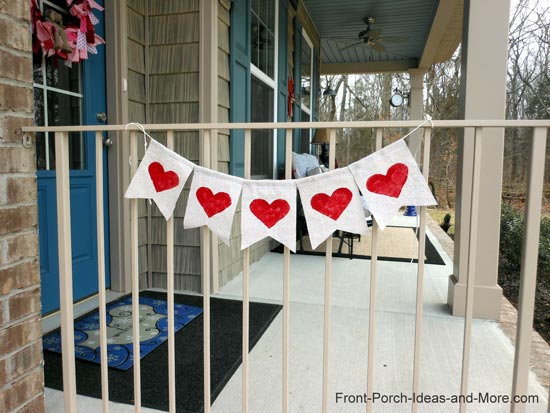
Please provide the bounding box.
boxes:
[103,137,113,146]
[96,112,107,122]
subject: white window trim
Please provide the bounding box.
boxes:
[300,28,314,116]
[301,29,314,152]
[250,0,279,179]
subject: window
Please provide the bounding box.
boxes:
[33,0,85,171]
[250,77,274,177]
[250,0,277,178]
[251,0,275,79]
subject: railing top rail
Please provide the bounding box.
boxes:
[22,119,550,133]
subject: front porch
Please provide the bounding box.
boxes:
[43,215,549,412]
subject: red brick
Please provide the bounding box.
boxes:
[0,317,41,354]
[0,358,7,387]
[0,369,43,412]
[0,19,32,53]
[3,233,38,265]
[0,0,31,22]
[6,176,37,204]
[0,147,35,173]
[8,289,40,321]
[0,299,5,327]
[1,116,34,144]
[0,84,33,113]
[0,260,39,295]
[16,394,45,413]
[0,51,32,83]
[10,341,43,379]
[0,205,37,236]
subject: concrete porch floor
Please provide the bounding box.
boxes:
[45,224,549,412]
[210,231,549,412]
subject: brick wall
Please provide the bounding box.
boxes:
[0,0,45,412]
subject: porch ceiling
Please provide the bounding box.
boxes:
[302,0,463,74]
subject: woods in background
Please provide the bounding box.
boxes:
[319,0,550,210]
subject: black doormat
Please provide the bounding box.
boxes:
[44,291,282,412]
[273,228,445,265]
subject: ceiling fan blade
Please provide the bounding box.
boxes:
[328,36,364,40]
[375,36,409,43]
[366,29,382,38]
[339,41,364,51]
[370,42,386,53]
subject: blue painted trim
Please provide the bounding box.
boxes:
[292,18,302,153]
[229,0,251,177]
[276,0,290,175]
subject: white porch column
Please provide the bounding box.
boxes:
[407,69,425,161]
[447,0,510,320]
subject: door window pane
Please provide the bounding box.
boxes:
[33,0,85,171]
[45,58,81,93]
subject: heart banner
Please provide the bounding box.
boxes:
[183,166,244,245]
[296,168,369,249]
[125,135,437,247]
[125,139,194,220]
[241,180,297,251]
[348,139,436,229]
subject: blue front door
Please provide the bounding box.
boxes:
[33,0,110,314]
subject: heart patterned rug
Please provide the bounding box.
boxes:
[43,295,202,370]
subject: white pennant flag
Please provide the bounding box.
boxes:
[183,166,244,245]
[125,139,194,220]
[241,180,297,251]
[348,139,436,230]
[296,168,369,249]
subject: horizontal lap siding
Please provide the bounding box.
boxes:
[147,0,201,291]
[127,1,149,286]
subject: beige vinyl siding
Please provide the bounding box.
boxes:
[147,0,201,291]
[127,0,148,286]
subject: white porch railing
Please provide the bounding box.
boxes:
[24,120,550,413]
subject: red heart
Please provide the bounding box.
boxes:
[250,199,290,229]
[196,187,232,217]
[310,188,353,221]
[366,163,408,198]
[148,162,180,192]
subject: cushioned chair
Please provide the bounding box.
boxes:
[291,153,371,257]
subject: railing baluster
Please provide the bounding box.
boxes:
[459,127,483,413]
[95,131,109,413]
[242,129,252,413]
[130,130,142,412]
[283,128,293,412]
[366,128,383,413]
[412,127,431,412]
[511,127,547,413]
[166,130,177,412]
[55,131,77,413]
[321,129,337,413]
[210,128,220,293]
[201,129,212,413]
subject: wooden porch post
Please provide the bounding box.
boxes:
[447,0,511,320]
[407,68,426,162]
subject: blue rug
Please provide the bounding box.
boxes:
[42,296,203,371]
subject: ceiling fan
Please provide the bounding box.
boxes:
[335,16,408,53]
